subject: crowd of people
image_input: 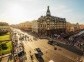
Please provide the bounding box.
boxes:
[12,32,27,62]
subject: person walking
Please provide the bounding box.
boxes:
[30,55,33,60]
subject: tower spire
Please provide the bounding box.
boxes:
[46,6,51,16]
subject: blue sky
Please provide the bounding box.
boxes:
[0,0,84,24]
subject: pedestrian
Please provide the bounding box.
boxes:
[54,46,57,50]
[9,54,12,60]
[30,55,33,60]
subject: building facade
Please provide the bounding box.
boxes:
[32,6,66,37]
[74,23,80,31]
[80,24,84,30]
[32,20,38,33]
[11,21,32,31]
[66,22,75,32]
[66,22,80,33]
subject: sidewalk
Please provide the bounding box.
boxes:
[0,56,13,62]
[80,56,84,62]
[0,53,14,62]
[1,56,8,62]
[0,53,11,58]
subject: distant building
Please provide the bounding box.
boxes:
[11,21,32,31]
[0,22,10,33]
[32,20,38,33]
[66,22,74,32]
[18,21,32,31]
[80,24,84,30]
[74,23,80,31]
[32,6,66,36]
[66,22,80,32]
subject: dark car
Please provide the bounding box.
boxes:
[18,50,25,57]
[35,48,43,55]
[48,40,54,45]
[36,48,41,52]
[53,42,59,46]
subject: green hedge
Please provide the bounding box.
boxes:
[0,32,10,41]
[0,41,12,55]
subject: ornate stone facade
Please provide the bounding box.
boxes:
[36,6,66,36]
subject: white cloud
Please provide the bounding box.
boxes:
[0,0,84,24]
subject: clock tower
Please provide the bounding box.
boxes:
[46,6,51,16]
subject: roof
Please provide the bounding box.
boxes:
[38,15,66,22]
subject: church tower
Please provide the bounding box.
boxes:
[46,6,51,16]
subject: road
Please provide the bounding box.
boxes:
[14,28,82,62]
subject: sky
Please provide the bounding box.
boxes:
[0,0,84,24]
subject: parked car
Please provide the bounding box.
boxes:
[35,53,42,58]
[48,40,54,45]
[53,42,59,46]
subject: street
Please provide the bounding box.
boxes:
[14,29,81,62]
[0,1,84,62]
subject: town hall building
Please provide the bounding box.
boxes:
[32,6,66,37]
